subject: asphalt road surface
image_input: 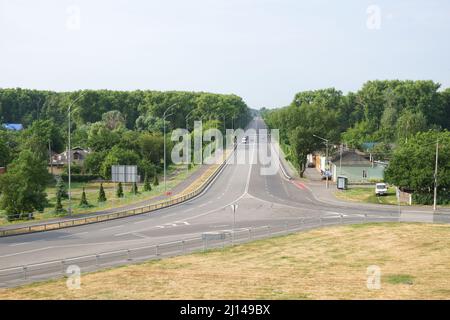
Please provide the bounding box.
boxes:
[1,118,448,274]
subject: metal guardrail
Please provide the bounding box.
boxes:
[0,145,238,238]
[0,214,401,287]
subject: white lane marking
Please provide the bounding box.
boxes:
[132,233,148,239]
[9,242,29,247]
[60,232,88,239]
[0,247,53,258]
[134,219,150,225]
[100,225,123,231]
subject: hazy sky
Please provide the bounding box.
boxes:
[1,0,449,109]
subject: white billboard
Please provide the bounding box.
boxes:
[111,165,138,183]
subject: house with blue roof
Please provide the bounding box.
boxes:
[2,123,23,131]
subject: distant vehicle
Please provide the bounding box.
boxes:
[321,170,332,180]
[242,136,248,144]
[375,183,388,196]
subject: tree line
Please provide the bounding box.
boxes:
[263,80,450,204]
[0,89,251,220]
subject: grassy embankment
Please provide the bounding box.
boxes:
[0,165,200,226]
[2,223,450,299]
[334,187,398,205]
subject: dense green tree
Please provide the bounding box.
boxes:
[143,173,152,191]
[153,174,159,186]
[55,190,64,214]
[0,131,11,167]
[100,146,140,179]
[396,110,428,143]
[98,183,107,202]
[385,131,450,204]
[116,182,124,198]
[130,182,138,195]
[79,187,89,207]
[55,175,68,199]
[0,149,49,220]
[83,151,107,176]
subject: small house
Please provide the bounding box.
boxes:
[330,150,386,183]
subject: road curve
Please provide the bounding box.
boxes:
[1,118,448,272]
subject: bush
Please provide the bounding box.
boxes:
[61,174,99,183]
[412,190,450,205]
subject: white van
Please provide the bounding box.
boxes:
[375,183,388,196]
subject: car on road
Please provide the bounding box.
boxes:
[375,183,388,196]
[321,170,332,180]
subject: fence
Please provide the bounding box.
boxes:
[0,214,400,288]
[0,145,238,238]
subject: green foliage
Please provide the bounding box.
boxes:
[61,174,99,183]
[0,130,11,167]
[102,110,126,130]
[100,146,140,179]
[130,182,138,195]
[153,175,159,186]
[83,151,107,176]
[266,98,339,177]
[0,149,49,220]
[55,175,68,199]
[396,110,428,143]
[55,191,65,214]
[143,174,152,191]
[384,131,450,204]
[98,183,107,202]
[116,182,124,198]
[79,187,89,207]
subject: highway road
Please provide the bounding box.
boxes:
[0,117,448,278]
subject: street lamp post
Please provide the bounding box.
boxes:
[185,109,195,175]
[433,138,439,212]
[163,103,177,192]
[313,134,330,189]
[67,92,85,216]
[230,204,238,244]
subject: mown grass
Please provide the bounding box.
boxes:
[335,187,398,205]
[0,165,199,226]
[2,223,450,299]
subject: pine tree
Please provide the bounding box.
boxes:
[98,183,107,202]
[55,191,64,213]
[153,174,159,186]
[130,182,138,195]
[116,182,124,198]
[79,187,89,207]
[55,175,68,199]
[143,174,152,191]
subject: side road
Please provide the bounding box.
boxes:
[275,143,450,214]
[0,164,211,232]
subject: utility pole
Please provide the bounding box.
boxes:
[163,103,177,192]
[67,92,85,216]
[313,134,330,189]
[433,138,439,212]
[185,109,195,175]
[230,204,238,244]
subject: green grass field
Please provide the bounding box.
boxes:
[335,187,399,205]
[1,223,450,299]
[0,165,199,226]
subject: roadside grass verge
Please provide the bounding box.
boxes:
[335,187,398,205]
[0,165,200,226]
[2,223,450,299]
